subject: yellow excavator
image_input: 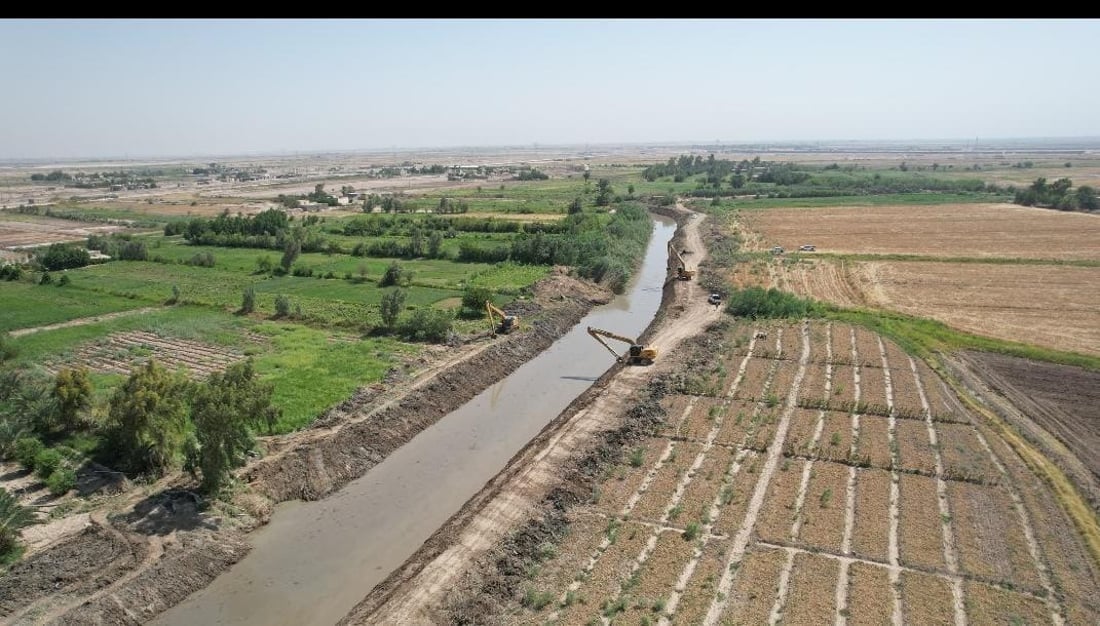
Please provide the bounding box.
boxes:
[587,326,658,365]
[668,240,696,281]
[486,300,518,336]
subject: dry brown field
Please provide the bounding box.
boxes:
[0,217,129,249]
[740,203,1100,261]
[751,258,1100,357]
[492,321,1097,625]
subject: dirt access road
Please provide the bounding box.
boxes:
[342,204,723,623]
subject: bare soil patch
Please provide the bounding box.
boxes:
[43,330,246,378]
[957,350,1100,496]
[741,203,1100,261]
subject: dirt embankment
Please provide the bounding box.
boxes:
[244,283,607,504]
[945,351,1100,512]
[1,268,612,625]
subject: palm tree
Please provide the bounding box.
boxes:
[0,488,35,556]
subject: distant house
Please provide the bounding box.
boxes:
[336,196,351,205]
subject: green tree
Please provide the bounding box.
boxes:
[280,240,301,270]
[380,288,407,329]
[568,197,583,214]
[409,227,424,257]
[428,230,443,258]
[595,179,613,206]
[106,360,191,476]
[53,367,92,431]
[0,487,35,557]
[461,285,493,318]
[190,359,279,493]
[379,261,405,287]
[1076,185,1098,210]
[241,286,256,313]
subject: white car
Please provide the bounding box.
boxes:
[799,244,816,252]
[708,293,722,305]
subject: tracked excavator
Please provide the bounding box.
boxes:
[668,240,696,280]
[486,301,518,336]
[587,326,658,365]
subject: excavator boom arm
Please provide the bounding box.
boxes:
[587,326,638,361]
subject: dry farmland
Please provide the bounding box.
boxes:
[498,321,1100,625]
[0,217,129,250]
[740,203,1100,261]
[728,203,1100,357]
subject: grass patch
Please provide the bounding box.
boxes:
[0,280,148,333]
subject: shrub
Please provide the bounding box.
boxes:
[460,285,493,318]
[398,307,453,343]
[274,294,291,318]
[0,335,18,362]
[380,289,406,329]
[46,467,76,495]
[34,448,63,479]
[241,286,256,313]
[683,522,701,541]
[725,287,822,319]
[14,437,44,469]
[379,261,405,287]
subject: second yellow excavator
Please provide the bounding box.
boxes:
[587,326,658,365]
[668,240,696,280]
[486,300,518,335]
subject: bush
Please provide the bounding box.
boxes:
[46,467,76,495]
[0,335,18,363]
[725,287,822,319]
[34,448,63,479]
[14,437,44,469]
[241,286,256,313]
[274,294,291,317]
[379,261,405,287]
[36,244,90,271]
[57,273,71,286]
[380,288,406,329]
[398,307,453,343]
[461,285,493,318]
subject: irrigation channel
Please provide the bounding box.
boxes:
[154,214,677,626]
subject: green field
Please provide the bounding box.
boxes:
[0,280,149,333]
[7,306,417,432]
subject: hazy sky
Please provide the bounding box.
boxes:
[2,18,1099,159]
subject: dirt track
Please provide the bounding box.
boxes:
[340,204,723,623]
